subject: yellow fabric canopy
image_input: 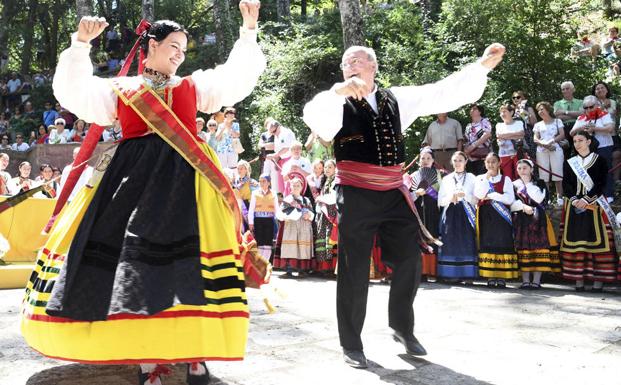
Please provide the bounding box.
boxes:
[0,197,55,262]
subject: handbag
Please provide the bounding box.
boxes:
[232,137,245,154]
[469,145,490,159]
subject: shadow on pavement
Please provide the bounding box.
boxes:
[364,355,493,385]
[26,364,230,385]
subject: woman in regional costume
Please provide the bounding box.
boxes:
[474,152,518,288]
[560,130,620,292]
[313,159,338,274]
[510,159,560,290]
[248,174,279,261]
[410,147,442,280]
[273,177,315,277]
[437,151,478,282]
[21,4,265,385]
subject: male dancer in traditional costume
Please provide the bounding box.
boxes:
[303,43,505,368]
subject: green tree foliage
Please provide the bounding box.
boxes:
[435,0,609,117]
[0,0,617,162]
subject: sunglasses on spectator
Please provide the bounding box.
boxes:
[512,96,522,100]
[56,122,65,125]
[583,105,596,109]
[208,124,217,127]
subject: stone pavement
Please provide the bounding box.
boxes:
[1,274,620,385]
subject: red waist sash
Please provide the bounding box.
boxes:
[335,160,441,246]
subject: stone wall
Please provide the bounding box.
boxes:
[1,143,116,176]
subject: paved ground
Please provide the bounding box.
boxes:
[1,274,620,385]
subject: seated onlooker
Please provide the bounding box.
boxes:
[34,163,59,198]
[7,161,34,195]
[57,104,76,129]
[0,153,10,195]
[572,33,599,59]
[42,101,59,127]
[0,112,9,136]
[59,147,94,202]
[69,119,87,142]
[8,105,24,140]
[48,118,70,144]
[0,135,10,150]
[10,133,30,152]
[102,120,122,142]
[35,125,50,144]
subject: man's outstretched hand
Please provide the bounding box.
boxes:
[480,43,506,70]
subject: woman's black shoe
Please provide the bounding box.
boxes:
[187,362,210,385]
[591,287,603,293]
[575,286,585,292]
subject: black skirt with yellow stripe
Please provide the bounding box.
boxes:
[477,203,519,279]
[21,135,248,363]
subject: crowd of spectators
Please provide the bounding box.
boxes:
[425,80,621,205]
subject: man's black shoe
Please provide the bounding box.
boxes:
[392,332,427,356]
[343,349,368,369]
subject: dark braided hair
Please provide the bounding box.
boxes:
[140,20,189,55]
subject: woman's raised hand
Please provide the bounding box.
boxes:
[239,0,261,30]
[76,16,109,44]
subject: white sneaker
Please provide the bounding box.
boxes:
[607,197,614,203]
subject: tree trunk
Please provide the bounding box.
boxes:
[0,2,17,58]
[49,0,64,69]
[76,0,93,23]
[213,0,235,63]
[337,0,364,49]
[21,0,39,74]
[301,0,307,19]
[142,0,155,21]
[276,0,291,21]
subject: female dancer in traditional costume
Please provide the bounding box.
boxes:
[474,152,518,288]
[21,3,265,384]
[437,151,478,282]
[510,159,560,289]
[560,130,620,292]
[410,148,442,280]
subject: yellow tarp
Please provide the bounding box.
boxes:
[0,197,55,262]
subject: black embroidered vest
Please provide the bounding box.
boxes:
[333,89,404,166]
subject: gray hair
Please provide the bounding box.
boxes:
[582,95,600,107]
[343,46,378,67]
[561,81,575,90]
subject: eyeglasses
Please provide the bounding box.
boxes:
[208,124,217,127]
[340,57,366,70]
[512,96,522,100]
[16,136,23,139]
[56,123,65,125]
[583,105,596,109]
